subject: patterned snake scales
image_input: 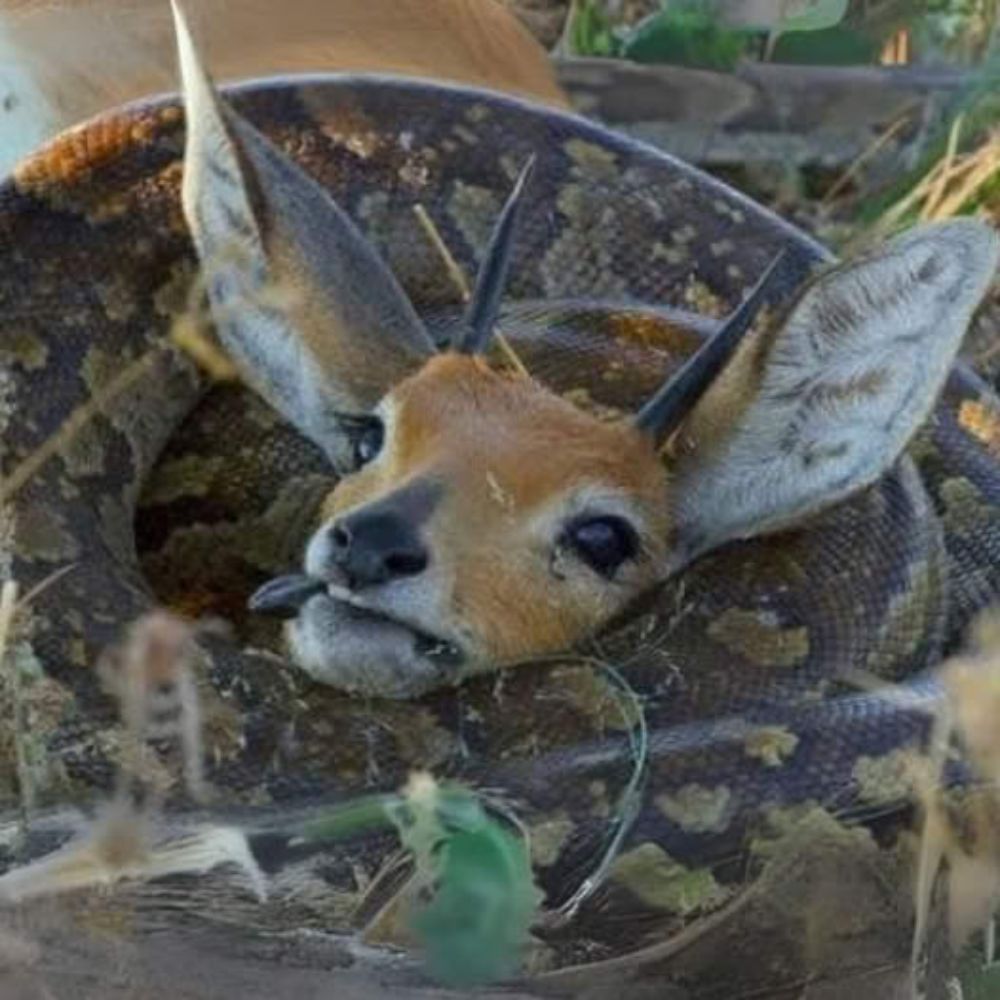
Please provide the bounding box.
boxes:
[2,14,1000,992]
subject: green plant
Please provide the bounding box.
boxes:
[568,0,622,57]
[620,2,750,69]
[301,775,542,986]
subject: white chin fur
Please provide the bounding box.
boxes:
[286,595,459,698]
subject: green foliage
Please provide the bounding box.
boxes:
[958,931,1000,999]
[620,3,749,69]
[388,780,542,986]
[565,0,995,69]
[769,24,880,64]
[569,0,622,58]
[776,0,850,34]
[919,0,999,63]
[300,776,541,987]
[568,0,865,68]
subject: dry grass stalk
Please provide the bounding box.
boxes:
[822,111,914,206]
[920,113,965,221]
[875,129,1000,237]
[97,609,208,804]
[911,611,1000,981]
[412,202,531,377]
[0,347,169,505]
[928,137,1000,220]
[0,610,265,903]
[0,580,33,845]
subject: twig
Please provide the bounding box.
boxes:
[0,346,171,504]
[928,136,1000,220]
[413,204,471,299]
[0,580,32,847]
[920,112,964,221]
[553,661,648,923]
[14,563,77,613]
[886,155,974,222]
[874,128,998,238]
[412,204,530,377]
[822,112,914,206]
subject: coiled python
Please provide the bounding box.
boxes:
[2,59,1000,994]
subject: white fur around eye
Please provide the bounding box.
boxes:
[531,484,654,577]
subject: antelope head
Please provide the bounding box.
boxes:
[174,3,1000,697]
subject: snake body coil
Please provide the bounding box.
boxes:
[3,75,1000,986]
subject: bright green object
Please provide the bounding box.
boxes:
[777,0,849,34]
[620,6,749,69]
[300,776,542,987]
[770,24,879,64]
[569,0,621,57]
[389,778,543,987]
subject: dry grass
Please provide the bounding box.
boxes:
[880,127,1000,230]
[910,612,1000,989]
[0,349,170,506]
[0,608,265,904]
[412,202,531,377]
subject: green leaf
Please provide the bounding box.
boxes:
[298,792,397,842]
[769,24,880,64]
[777,0,850,34]
[569,0,621,58]
[388,776,542,987]
[620,6,749,69]
[297,775,541,986]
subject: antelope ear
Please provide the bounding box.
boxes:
[172,1,435,470]
[670,219,1000,565]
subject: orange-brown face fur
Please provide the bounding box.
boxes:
[290,354,671,695]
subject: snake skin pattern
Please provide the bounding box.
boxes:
[2,76,1000,985]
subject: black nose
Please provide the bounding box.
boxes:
[329,509,429,588]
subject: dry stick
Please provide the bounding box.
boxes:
[14,563,77,614]
[822,111,914,206]
[535,886,758,988]
[412,203,530,377]
[920,112,964,221]
[0,346,170,504]
[909,695,955,994]
[0,580,33,848]
[869,151,986,246]
[929,137,1000,220]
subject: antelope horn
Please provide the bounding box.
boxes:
[452,155,536,355]
[634,248,802,442]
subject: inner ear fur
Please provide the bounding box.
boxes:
[173,0,435,470]
[667,218,1000,566]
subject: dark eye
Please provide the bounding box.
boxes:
[563,516,639,579]
[353,418,384,468]
[337,414,385,469]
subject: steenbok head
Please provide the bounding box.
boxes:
[174,2,1000,696]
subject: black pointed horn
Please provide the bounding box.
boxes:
[452,155,536,355]
[634,248,798,442]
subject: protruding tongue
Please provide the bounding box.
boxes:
[248,575,326,617]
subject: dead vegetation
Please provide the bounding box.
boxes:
[5,578,1000,996]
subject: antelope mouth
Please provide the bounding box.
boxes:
[248,573,465,668]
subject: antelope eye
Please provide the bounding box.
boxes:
[563,516,639,578]
[336,414,385,469]
[353,419,384,468]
